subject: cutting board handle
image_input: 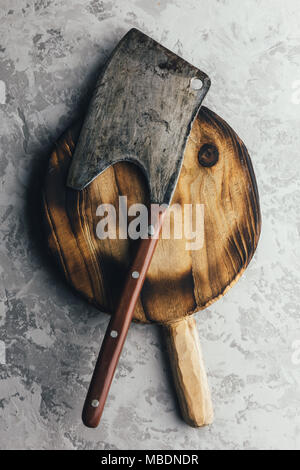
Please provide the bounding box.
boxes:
[163,316,213,427]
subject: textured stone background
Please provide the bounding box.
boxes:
[1,0,300,450]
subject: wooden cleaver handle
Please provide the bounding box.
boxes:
[82,210,166,428]
[163,316,214,427]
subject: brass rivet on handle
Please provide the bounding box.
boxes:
[91,400,99,408]
[148,225,155,236]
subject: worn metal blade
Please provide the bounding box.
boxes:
[67,28,210,205]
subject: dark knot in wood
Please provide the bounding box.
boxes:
[198,144,219,167]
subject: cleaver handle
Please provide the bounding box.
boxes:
[82,210,166,428]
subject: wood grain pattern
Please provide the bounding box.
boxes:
[43,106,261,324]
[42,106,261,427]
[164,316,214,427]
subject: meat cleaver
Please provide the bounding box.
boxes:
[43,106,261,427]
[66,29,210,427]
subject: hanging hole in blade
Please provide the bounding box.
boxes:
[190,77,203,91]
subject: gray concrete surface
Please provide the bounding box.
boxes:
[1,0,300,450]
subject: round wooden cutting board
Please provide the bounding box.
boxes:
[42,106,261,427]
